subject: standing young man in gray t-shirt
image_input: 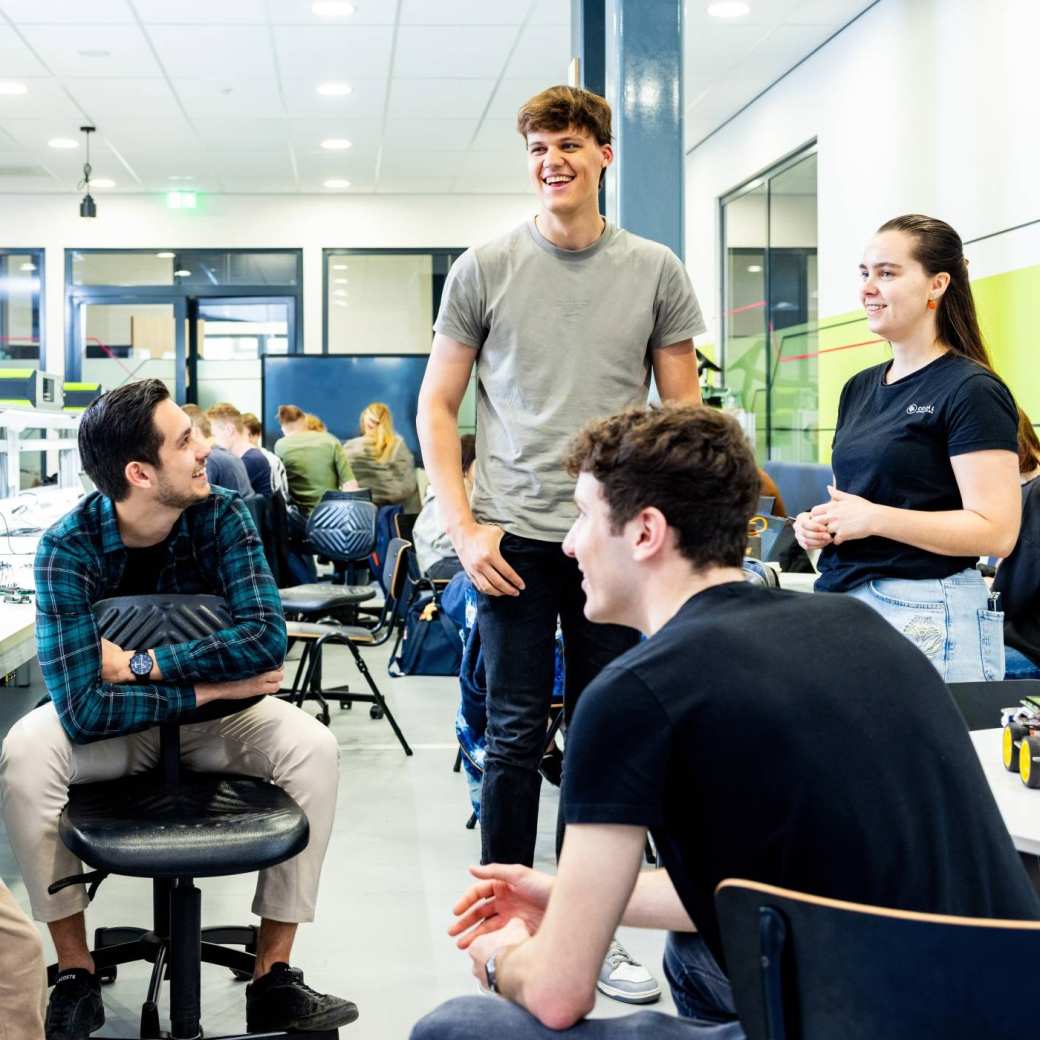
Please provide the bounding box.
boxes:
[417,86,705,996]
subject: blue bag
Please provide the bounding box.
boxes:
[388,592,463,677]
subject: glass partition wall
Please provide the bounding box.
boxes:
[66,249,301,407]
[0,248,43,368]
[720,148,819,460]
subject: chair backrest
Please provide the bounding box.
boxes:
[715,878,1040,1040]
[395,511,418,543]
[947,679,1040,731]
[306,495,377,563]
[762,461,831,518]
[380,536,412,603]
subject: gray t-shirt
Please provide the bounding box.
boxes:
[433,218,706,541]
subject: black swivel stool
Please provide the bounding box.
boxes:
[47,594,336,1040]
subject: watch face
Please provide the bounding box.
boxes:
[130,651,152,677]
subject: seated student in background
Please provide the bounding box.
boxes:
[207,401,272,497]
[994,408,1040,679]
[795,215,1020,682]
[412,403,1040,1040]
[413,433,476,579]
[0,380,357,1038]
[274,404,358,541]
[242,411,290,500]
[182,403,254,499]
[304,413,327,432]
[0,878,45,1040]
[343,402,420,511]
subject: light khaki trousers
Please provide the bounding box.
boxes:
[0,697,339,925]
[0,878,45,1040]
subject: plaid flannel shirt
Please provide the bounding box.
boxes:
[34,487,287,745]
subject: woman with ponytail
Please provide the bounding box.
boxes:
[795,215,1020,680]
[344,401,420,509]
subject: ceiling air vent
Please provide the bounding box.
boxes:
[0,164,49,178]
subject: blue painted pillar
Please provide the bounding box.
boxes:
[602,0,684,260]
[571,0,605,98]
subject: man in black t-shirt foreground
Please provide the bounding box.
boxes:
[412,403,1040,1040]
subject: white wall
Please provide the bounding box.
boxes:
[0,192,535,378]
[685,0,1040,341]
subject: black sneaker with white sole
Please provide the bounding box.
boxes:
[246,962,359,1032]
[45,968,105,1040]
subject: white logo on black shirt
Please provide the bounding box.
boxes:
[907,404,935,415]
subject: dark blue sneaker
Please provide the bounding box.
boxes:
[45,968,105,1040]
[246,962,358,1031]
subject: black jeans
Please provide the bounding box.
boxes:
[476,532,639,866]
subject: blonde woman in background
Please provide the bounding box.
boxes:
[344,402,419,510]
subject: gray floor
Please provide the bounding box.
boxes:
[0,642,676,1039]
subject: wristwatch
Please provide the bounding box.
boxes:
[129,651,153,680]
[485,953,499,994]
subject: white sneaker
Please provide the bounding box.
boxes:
[596,939,661,1004]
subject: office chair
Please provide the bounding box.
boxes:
[46,595,331,1040]
[715,878,1040,1040]
[283,537,415,755]
[947,678,1040,732]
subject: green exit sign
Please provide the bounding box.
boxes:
[166,190,197,210]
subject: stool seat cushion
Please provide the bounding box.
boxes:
[59,771,309,879]
[280,583,375,613]
[285,620,376,644]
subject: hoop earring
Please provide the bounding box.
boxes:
[927,299,937,310]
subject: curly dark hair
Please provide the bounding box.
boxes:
[564,403,760,569]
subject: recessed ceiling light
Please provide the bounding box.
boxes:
[321,139,352,151]
[312,1,355,15]
[174,269,191,277]
[168,175,195,182]
[78,49,111,58]
[19,262,36,272]
[323,178,351,188]
[707,2,750,17]
[92,178,116,188]
[0,81,28,96]
[332,263,348,270]
[48,137,78,149]
[334,278,348,284]
[317,82,353,97]
[747,264,762,273]
[157,251,176,258]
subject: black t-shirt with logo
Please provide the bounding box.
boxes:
[562,582,1040,969]
[815,352,1017,593]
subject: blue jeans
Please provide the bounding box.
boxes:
[846,568,1004,682]
[1005,646,1040,680]
[476,533,639,866]
[410,933,744,1040]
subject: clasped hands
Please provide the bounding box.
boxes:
[447,863,552,990]
[794,484,880,551]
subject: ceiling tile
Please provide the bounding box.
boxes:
[216,176,301,192]
[486,78,549,118]
[788,0,874,27]
[529,0,570,26]
[399,0,529,25]
[470,116,523,152]
[107,148,214,177]
[210,150,297,177]
[174,79,285,118]
[393,26,517,79]
[375,176,458,193]
[0,0,134,22]
[378,147,467,179]
[147,25,277,79]
[66,78,184,123]
[502,22,570,81]
[382,118,479,150]
[288,116,383,151]
[17,24,160,78]
[0,79,81,120]
[0,26,51,76]
[274,26,395,80]
[100,117,200,149]
[133,0,267,23]
[387,78,495,119]
[281,78,387,118]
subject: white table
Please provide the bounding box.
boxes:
[971,728,1040,856]
[775,571,818,594]
[0,602,35,678]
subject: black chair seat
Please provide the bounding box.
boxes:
[280,583,375,613]
[59,770,309,879]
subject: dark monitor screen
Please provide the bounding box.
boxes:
[261,354,430,461]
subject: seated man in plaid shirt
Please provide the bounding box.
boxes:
[0,379,357,1039]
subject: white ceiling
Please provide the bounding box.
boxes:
[0,0,872,196]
